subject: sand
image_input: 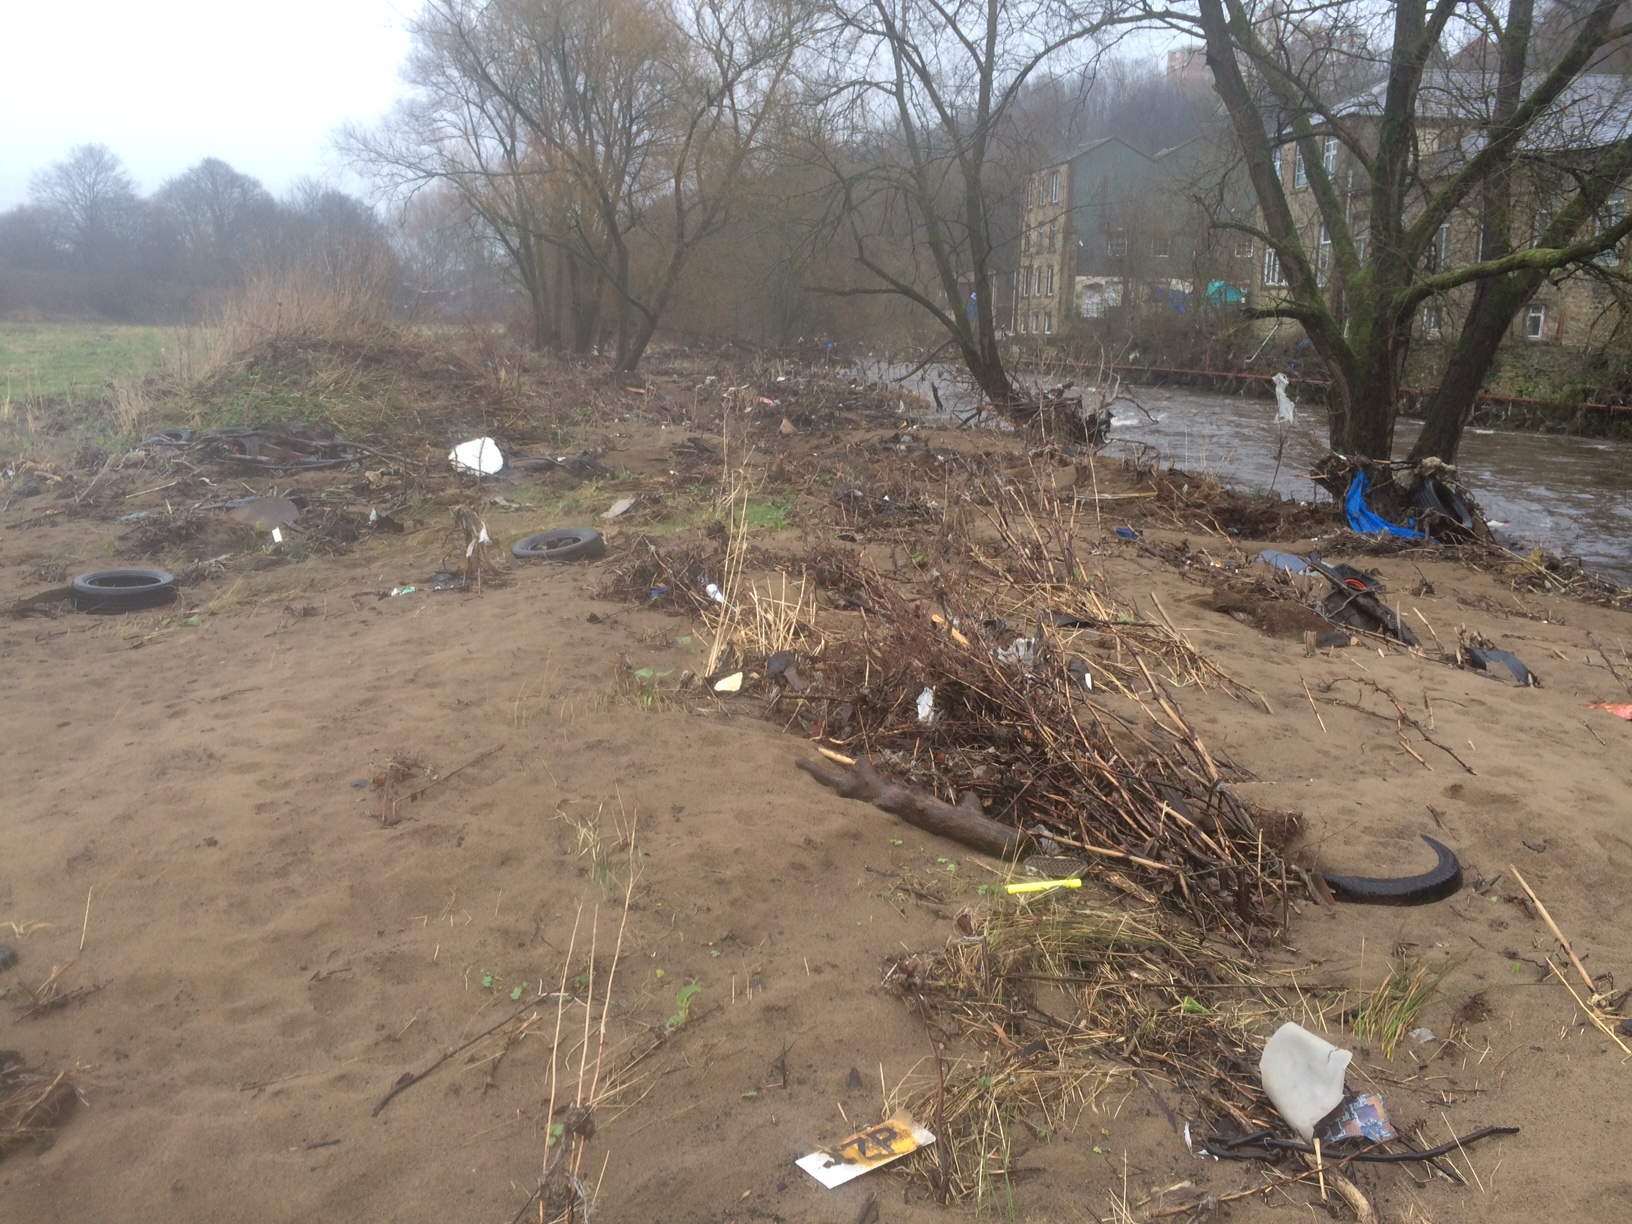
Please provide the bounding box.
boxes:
[3,409,1632,1224]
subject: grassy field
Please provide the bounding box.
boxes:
[0,321,172,402]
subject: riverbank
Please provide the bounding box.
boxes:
[3,345,1631,1223]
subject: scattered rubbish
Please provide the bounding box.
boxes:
[511,527,606,562]
[795,1109,936,1189]
[1408,1027,1436,1045]
[1321,834,1462,905]
[780,417,797,436]
[1588,702,1632,720]
[118,511,150,522]
[1113,525,1140,540]
[0,945,15,972]
[767,650,795,675]
[1259,1022,1352,1143]
[713,671,744,693]
[1463,645,1539,686]
[1322,1092,1398,1143]
[1271,372,1295,424]
[705,582,725,604]
[1343,470,1424,539]
[1005,878,1081,895]
[226,495,300,529]
[427,569,462,592]
[600,497,636,520]
[350,779,370,789]
[70,568,178,612]
[1305,553,1418,645]
[1524,839,1547,853]
[449,436,505,475]
[995,637,1036,668]
[390,585,417,597]
[1255,549,1312,575]
[916,686,935,723]
[270,527,284,544]
[1066,656,1093,690]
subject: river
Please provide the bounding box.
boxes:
[861,362,1632,584]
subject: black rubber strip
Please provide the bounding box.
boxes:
[1321,834,1463,905]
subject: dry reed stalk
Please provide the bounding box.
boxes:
[890,890,1336,1203]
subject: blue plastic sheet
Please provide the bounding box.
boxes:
[1343,472,1423,539]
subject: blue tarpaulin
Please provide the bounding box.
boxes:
[1344,471,1424,539]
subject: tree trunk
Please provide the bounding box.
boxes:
[1409,273,1540,461]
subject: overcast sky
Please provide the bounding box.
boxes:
[0,0,412,210]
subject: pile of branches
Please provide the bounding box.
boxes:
[787,495,1296,937]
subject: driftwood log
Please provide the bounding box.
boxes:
[796,756,1031,859]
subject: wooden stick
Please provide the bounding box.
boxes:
[1313,1136,1327,1200]
[79,885,93,952]
[1545,957,1632,1055]
[1300,676,1327,734]
[816,745,857,767]
[796,756,1030,859]
[1509,866,1595,994]
[394,743,503,813]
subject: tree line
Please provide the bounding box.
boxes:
[0,145,394,321]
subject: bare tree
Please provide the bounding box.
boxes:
[347,0,806,370]
[28,144,141,263]
[154,158,278,288]
[1165,0,1632,462]
[812,0,1135,406]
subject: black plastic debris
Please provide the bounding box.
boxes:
[1463,646,1540,687]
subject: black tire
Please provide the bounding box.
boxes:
[71,568,179,611]
[512,528,606,562]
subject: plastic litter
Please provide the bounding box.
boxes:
[1588,702,1632,720]
[1464,646,1538,686]
[449,436,504,475]
[1322,1092,1398,1143]
[796,1109,936,1189]
[1343,471,1423,539]
[1255,549,1312,575]
[1259,1022,1352,1142]
[916,686,935,723]
[713,671,744,693]
[705,582,725,604]
[390,585,417,597]
[1271,372,1295,424]
[601,497,635,520]
[1409,1027,1436,1045]
[1113,525,1140,540]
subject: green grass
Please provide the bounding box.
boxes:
[0,322,171,402]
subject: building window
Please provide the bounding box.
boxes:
[1355,231,1367,266]
[1526,302,1547,340]
[1043,311,1052,334]
[1082,287,1103,318]
[1264,247,1286,286]
[1048,221,1056,251]
[1234,235,1254,258]
[1050,171,1060,204]
[1422,303,1441,337]
[1293,149,1307,189]
[1022,227,1031,256]
[1107,235,1127,257]
[1151,235,1171,257]
[1025,182,1033,210]
[1323,135,1338,177]
[1317,226,1331,286]
[1045,265,1054,296]
[1598,187,1626,266]
[1430,221,1451,272]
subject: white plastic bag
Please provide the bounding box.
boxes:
[449,436,504,475]
[1259,1022,1351,1142]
